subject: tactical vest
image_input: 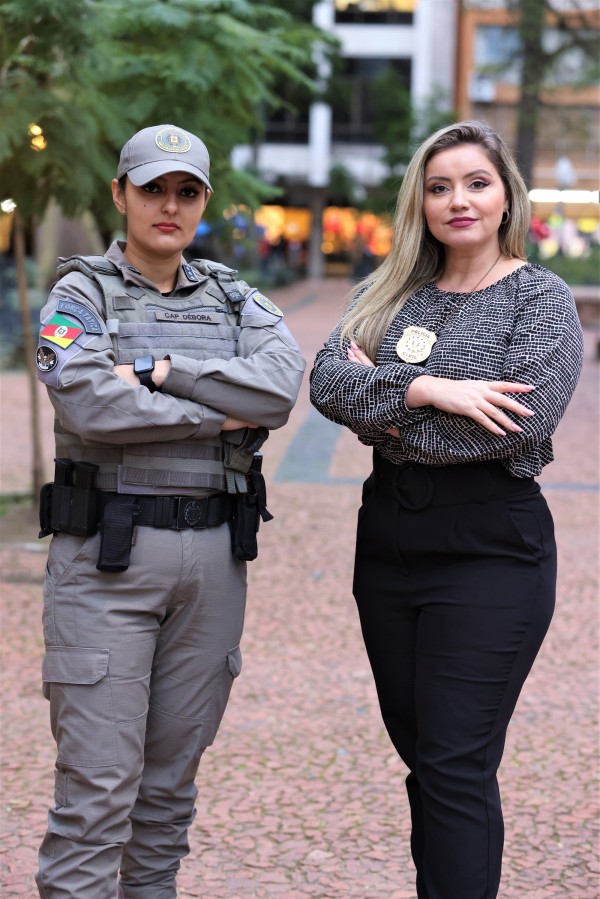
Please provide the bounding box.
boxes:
[53,255,251,495]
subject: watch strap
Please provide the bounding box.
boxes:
[138,370,158,393]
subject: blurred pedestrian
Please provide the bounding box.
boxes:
[310,120,583,898]
[35,123,305,898]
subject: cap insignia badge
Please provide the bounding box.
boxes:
[155,127,192,154]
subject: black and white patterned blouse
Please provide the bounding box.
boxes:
[310,264,584,478]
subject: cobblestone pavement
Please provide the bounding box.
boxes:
[1,278,598,898]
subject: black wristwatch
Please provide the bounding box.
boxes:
[134,355,158,393]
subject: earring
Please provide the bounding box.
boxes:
[501,210,511,225]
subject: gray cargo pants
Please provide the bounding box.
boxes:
[36,521,246,899]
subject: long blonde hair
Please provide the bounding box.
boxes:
[340,120,531,359]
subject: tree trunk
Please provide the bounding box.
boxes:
[14,210,45,503]
[307,188,325,279]
[515,0,547,189]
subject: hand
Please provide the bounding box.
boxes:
[406,375,535,436]
[347,341,375,367]
[222,417,259,431]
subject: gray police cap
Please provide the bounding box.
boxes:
[117,124,212,190]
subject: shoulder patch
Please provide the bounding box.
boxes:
[40,313,84,349]
[36,345,58,372]
[56,298,103,334]
[252,293,283,317]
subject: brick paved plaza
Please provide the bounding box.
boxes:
[1,277,598,897]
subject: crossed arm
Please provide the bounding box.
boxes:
[346,341,535,438]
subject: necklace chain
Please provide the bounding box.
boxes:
[466,251,502,294]
[396,252,504,363]
[431,251,503,331]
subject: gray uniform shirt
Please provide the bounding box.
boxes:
[37,241,306,495]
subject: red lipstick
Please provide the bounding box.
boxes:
[448,217,477,227]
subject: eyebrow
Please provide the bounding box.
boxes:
[425,168,495,184]
[150,174,202,185]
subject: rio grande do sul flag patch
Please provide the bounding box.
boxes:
[40,314,84,349]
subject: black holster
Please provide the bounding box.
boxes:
[96,495,137,573]
[39,459,136,573]
[230,453,273,562]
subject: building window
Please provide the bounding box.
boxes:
[330,57,411,143]
[474,24,599,90]
[264,78,312,143]
[334,0,415,25]
[474,26,521,88]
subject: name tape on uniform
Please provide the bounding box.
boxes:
[154,310,221,324]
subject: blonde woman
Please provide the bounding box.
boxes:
[310,121,583,898]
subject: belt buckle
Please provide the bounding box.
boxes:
[174,498,208,529]
[393,466,434,512]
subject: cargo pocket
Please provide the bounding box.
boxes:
[202,645,242,747]
[42,646,117,767]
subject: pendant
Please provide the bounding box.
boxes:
[396,326,437,364]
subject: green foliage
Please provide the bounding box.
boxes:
[371,67,414,173]
[367,81,456,215]
[527,243,600,286]
[371,68,455,177]
[0,0,122,219]
[410,87,457,148]
[0,0,329,226]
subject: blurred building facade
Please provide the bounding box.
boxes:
[234,0,599,278]
[456,0,599,225]
[233,0,458,277]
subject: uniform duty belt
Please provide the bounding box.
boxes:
[98,492,236,530]
[39,458,267,572]
[94,492,236,573]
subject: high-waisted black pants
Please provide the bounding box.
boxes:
[353,455,556,899]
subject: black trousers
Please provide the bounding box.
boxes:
[353,456,556,899]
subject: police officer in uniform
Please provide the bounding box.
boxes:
[35,124,305,898]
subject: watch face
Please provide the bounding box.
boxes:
[134,354,155,374]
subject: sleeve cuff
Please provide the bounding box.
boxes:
[195,404,226,438]
[163,353,204,400]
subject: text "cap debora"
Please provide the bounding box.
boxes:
[117,125,212,191]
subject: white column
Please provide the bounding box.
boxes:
[307,1,334,277]
[412,0,434,105]
[412,0,457,106]
[308,0,334,190]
